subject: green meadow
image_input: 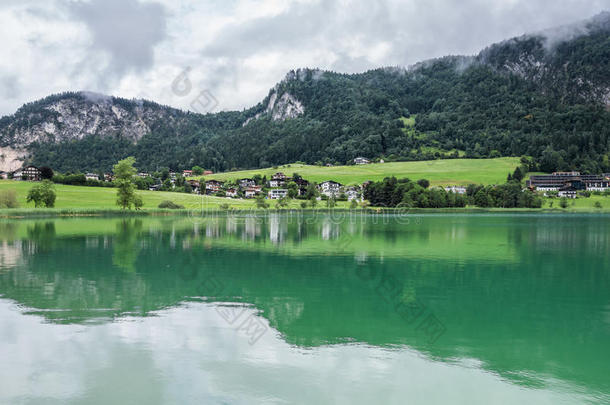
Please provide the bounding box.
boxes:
[541,194,608,211]
[0,180,351,212]
[197,157,521,186]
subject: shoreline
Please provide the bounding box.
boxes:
[1,206,609,219]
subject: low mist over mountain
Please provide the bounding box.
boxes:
[1,12,609,174]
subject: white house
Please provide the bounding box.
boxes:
[269,172,287,188]
[205,180,224,195]
[226,188,238,198]
[239,178,256,188]
[244,186,262,198]
[21,166,41,181]
[353,157,370,165]
[345,187,360,201]
[318,181,342,197]
[187,180,201,194]
[85,173,99,181]
[268,189,288,199]
[444,186,467,194]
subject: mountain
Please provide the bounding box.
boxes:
[1,12,609,174]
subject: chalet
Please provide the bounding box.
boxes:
[204,170,213,175]
[294,178,310,196]
[268,189,288,199]
[12,170,22,181]
[345,187,360,201]
[318,180,342,197]
[169,172,178,180]
[137,172,150,178]
[269,179,284,188]
[269,172,287,188]
[85,173,99,181]
[104,173,114,182]
[444,186,467,194]
[205,180,224,195]
[0,171,8,180]
[239,178,256,188]
[183,170,193,177]
[19,166,41,181]
[244,186,262,198]
[226,188,238,198]
[148,184,161,191]
[187,179,201,194]
[354,157,370,165]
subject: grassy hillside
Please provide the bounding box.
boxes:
[199,158,521,186]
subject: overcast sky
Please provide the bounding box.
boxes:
[0,0,608,116]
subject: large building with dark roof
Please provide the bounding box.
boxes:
[526,172,610,192]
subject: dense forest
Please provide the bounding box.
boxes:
[1,12,609,174]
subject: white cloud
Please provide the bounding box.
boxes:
[0,0,609,116]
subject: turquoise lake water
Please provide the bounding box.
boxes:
[0,214,608,404]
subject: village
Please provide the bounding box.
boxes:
[3,160,609,205]
[0,158,374,202]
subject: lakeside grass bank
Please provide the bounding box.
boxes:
[2,205,609,219]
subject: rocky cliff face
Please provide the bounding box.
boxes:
[0,146,28,172]
[0,92,186,147]
[243,85,305,126]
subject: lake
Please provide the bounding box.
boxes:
[0,213,608,404]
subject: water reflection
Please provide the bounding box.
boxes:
[0,214,608,402]
[112,219,142,272]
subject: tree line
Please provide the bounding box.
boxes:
[364,167,542,209]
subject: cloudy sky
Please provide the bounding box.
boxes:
[0,0,608,116]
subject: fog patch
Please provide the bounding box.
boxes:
[538,10,609,50]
